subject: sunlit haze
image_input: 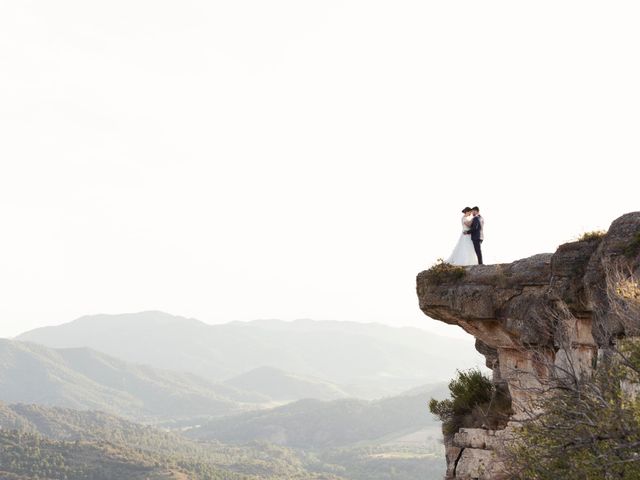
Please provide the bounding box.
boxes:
[1,1,639,338]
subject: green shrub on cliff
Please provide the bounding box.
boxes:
[428,369,510,436]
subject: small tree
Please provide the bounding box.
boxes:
[429,369,510,436]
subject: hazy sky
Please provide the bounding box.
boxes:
[1,1,639,339]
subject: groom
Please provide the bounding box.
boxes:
[465,206,484,264]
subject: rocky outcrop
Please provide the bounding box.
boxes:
[417,212,640,480]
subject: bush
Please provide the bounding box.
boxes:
[428,369,511,436]
[577,230,607,242]
[424,259,466,285]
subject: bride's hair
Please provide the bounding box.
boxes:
[461,207,472,213]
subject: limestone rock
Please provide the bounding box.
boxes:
[453,428,490,449]
[454,448,499,480]
[444,441,463,479]
[417,212,640,479]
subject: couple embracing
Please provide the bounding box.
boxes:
[447,206,484,266]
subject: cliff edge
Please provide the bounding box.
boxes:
[417,212,640,480]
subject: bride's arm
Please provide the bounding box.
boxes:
[463,217,473,227]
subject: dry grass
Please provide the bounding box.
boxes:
[423,259,466,285]
[577,230,607,242]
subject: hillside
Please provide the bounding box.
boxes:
[188,383,449,448]
[0,339,267,422]
[0,399,445,480]
[17,313,482,398]
[224,366,349,402]
[0,428,214,480]
[0,426,345,480]
[0,401,347,479]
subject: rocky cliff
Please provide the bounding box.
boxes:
[416,212,640,480]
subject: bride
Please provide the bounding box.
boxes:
[446,207,478,266]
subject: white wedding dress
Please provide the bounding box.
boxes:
[446,215,478,266]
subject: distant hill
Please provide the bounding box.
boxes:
[0,339,268,422]
[17,311,482,398]
[224,366,350,402]
[0,401,188,444]
[188,383,449,448]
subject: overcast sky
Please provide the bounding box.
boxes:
[1,1,639,339]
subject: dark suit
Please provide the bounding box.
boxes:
[467,215,483,264]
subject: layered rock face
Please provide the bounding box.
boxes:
[417,212,640,480]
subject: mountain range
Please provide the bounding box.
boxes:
[0,312,463,479]
[16,311,481,399]
[0,338,264,421]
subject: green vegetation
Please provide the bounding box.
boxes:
[428,369,511,436]
[507,341,640,479]
[0,413,339,480]
[0,388,447,480]
[0,428,243,480]
[423,259,466,285]
[577,230,607,242]
[0,425,366,479]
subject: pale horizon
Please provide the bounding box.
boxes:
[6,309,478,341]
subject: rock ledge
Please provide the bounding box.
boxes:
[417,212,640,479]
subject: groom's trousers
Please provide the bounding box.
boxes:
[473,239,483,265]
